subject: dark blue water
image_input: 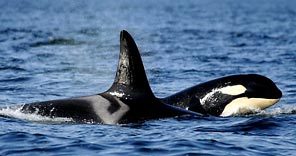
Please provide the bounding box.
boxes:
[0,0,296,155]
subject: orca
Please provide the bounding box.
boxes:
[162,74,282,116]
[2,30,198,124]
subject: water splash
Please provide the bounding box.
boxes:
[256,105,296,116]
[0,106,73,124]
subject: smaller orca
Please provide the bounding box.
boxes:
[1,30,198,124]
[162,74,282,116]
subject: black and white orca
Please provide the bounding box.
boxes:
[162,74,282,116]
[2,30,198,124]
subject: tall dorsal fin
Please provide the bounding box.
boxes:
[107,30,155,99]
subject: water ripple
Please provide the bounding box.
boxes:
[30,38,84,47]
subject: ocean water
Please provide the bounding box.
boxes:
[0,0,296,155]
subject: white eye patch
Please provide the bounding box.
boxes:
[219,85,247,95]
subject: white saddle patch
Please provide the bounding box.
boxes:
[82,95,129,124]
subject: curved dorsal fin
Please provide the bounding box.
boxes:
[107,30,154,100]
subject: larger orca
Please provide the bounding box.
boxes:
[2,30,198,124]
[162,74,282,116]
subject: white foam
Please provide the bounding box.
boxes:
[256,105,296,116]
[200,88,220,105]
[109,91,125,98]
[0,106,73,124]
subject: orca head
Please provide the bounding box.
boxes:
[242,74,282,99]
[214,74,282,116]
[162,73,282,116]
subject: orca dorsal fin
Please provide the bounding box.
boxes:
[107,30,155,100]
